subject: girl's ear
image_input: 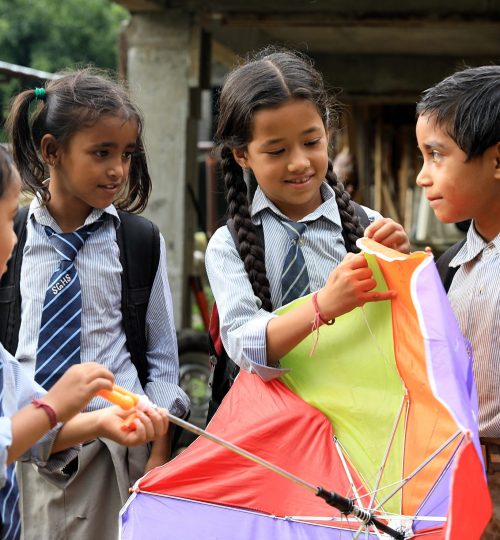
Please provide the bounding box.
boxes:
[40,134,60,167]
[232,148,248,169]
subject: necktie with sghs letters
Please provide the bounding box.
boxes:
[35,219,103,389]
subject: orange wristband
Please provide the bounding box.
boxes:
[312,292,335,326]
[32,398,58,428]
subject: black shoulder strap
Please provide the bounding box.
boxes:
[351,201,371,230]
[116,210,161,388]
[343,201,370,253]
[436,238,466,293]
[0,207,29,355]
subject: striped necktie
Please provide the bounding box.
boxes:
[281,220,311,305]
[35,219,103,389]
[0,364,21,540]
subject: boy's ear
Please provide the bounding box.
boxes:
[494,142,500,180]
[232,148,248,169]
[40,134,60,167]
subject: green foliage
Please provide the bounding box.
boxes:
[0,0,129,137]
[0,0,128,71]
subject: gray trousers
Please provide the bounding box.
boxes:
[18,439,149,540]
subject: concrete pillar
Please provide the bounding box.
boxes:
[124,11,202,329]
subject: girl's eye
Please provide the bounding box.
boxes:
[305,138,321,146]
[123,151,133,160]
[266,148,284,156]
[95,150,108,158]
[431,150,442,161]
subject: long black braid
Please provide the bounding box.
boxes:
[221,146,273,312]
[324,159,364,253]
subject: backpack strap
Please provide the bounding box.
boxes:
[116,210,161,389]
[343,201,370,253]
[435,238,466,293]
[0,207,29,354]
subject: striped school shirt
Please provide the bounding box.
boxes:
[0,343,76,479]
[448,224,500,438]
[205,182,380,380]
[15,198,189,418]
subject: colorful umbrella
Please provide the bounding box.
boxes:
[120,239,491,539]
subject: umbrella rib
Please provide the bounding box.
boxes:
[373,430,464,511]
[369,393,409,511]
[334,436,365,508]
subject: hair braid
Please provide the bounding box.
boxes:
[221,146,273,312]
[325,159,364,253]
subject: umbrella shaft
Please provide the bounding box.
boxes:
[167,412,318,493]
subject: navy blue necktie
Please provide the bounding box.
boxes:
[35,220,103,389]
[281,221,311,305]
[0,364,21,540]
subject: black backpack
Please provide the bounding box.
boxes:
[0,207,160,389]
[206,203,371,424]
[435,238,466,293]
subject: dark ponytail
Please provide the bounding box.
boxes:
[7,89,48,201]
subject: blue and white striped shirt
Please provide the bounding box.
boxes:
[205,182,380,378]
[15,198,189,418]
[448,224,500,438]
[0,343,76,484]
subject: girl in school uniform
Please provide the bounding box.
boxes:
[205,48,410,379]
[0,146,169,540]
[5,70,189,539]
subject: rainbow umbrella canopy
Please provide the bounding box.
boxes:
[120,239,491,539]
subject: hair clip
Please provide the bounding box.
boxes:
[34,87,46,100]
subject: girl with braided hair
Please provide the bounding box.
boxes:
[205,48,409,378]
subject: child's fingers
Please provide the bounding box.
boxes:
[363,219,387,238]
[365,221,397,242]
[133,410,157,441]
[141,408,169,439]
[339,252,367,269]
[364,289,397,303]
[364,220,410,253]
[88,378,114,394]
[148,408,170,436]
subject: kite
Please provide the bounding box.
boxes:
[118,239,491,539]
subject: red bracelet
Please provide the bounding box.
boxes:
[32,398,58,428]
[312,292,335,326]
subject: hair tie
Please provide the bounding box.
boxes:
[34,87,46,100]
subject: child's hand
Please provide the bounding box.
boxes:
[364,218,410,253]
[43,363,114,423]
[96,406,169,447]
[318,253,396,319]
